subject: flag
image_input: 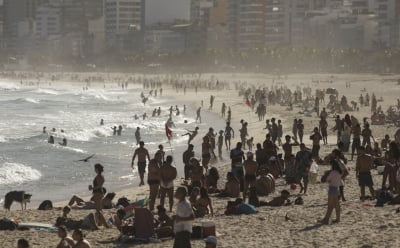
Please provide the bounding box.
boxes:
[245,98,251,107]
[165,124,172,140]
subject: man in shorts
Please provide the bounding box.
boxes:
[295,143,312,194]
[160,156,177,212]
[131,141,150,186]
[356,147,375,201]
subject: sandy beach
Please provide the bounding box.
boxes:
[1,73,400,248]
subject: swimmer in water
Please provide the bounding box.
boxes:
[43,126,47,134]
[135,127,141,145]
[59,138,67,146]
[48,135,55,144]
[117,125,123,136]
[100,119,104,125]
[182,127,199,144]
[112,126,117,135]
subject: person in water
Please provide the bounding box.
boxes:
[48,135,55,144]
[182,127,199,144]
[59,138,67,146]
[131,141,151,186]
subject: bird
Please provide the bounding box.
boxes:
[76,154,95,162]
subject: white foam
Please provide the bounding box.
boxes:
[24,98,40,104]
[36,88,59,95]
[0,136,6,143]
[0,162,42,185]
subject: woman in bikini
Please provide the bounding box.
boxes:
[56,225,73,248]
[193,187,214,218]
[202,136,212,170]
[89,163,105,213]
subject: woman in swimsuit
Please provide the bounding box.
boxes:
[89,163,105,213]
[56,226,73,248]
[193,187,214,218]
[202,136,212,170]
[72,229,91,248]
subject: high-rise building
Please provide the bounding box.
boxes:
[105,0,145,50]
[3,0,47,52]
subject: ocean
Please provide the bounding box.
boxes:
[0,78,225,208]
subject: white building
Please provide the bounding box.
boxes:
[105,0,144,47]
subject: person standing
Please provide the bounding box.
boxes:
[224,122,235,150]
[160,156,177,212]
[319,160,342,224]
[173,187,195,248]
[183,144,195,180]
[356,147,375,201]
[131,141,150,186]
[295,144,312,194]
[148,152,162,211]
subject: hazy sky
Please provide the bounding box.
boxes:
[145,0,191,26]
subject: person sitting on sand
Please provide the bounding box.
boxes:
[205,167,220,192]
[56,225,74,248]
[217,172,240,198]
[155,205,174,238]
[190,158,204,188]
[193,187,214,218]
[55,206,109,231]
[319,160,342,224]
[255,168,275,196]
[71,229,91,248]
[17,239,30,248]
[68,193,116,210]
[189,187,200,205]
[356,147,376,201]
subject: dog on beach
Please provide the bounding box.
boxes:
[4,191,32,210]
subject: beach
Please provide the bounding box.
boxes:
[1,73,400,247]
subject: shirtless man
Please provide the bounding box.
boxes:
[297,119,304,143]
[196,107,202,123]
[135,127,141,145]
[182,144,194,180]
[320,107,328,120]
[160,156,177,212]
[351,123,362,160]
[356,147,375,201]
[263,133,277,159]
[319,117,328,145]
[292,119,298,141]
[361,123,373,147]
[148,152,162,211]
[282,135,299,183]
[224,122,235,150]
[310,127,323,160]
[182,127,199,144]
[131,141,150,186]
[239,122,248,149]
[243,152,258,201]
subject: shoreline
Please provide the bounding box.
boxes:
[2,72,400,248]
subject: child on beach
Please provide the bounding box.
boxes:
[217,130,224,157]
[173,187,195,248]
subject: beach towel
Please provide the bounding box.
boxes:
[134,208,155,239]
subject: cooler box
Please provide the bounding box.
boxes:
[202,220,216,238]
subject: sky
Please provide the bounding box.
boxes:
[145,0,191,26]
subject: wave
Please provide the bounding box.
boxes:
[0,81,20,90]
[0,162,42,185]
[1,98,41,104]
[36,88,59,95]
[63,126,112,142]
[0,136,6,143]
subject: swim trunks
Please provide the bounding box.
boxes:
[358,172,373,187]
[147,179,160,185]
[138,162,146,174]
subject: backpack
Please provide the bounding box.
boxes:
[0,218,18,231]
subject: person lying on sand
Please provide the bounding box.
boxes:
[55,206,110,231]
[68,193,116,209]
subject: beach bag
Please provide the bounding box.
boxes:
[38,200,53,210]
[0,218,18,230]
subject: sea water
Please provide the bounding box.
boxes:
[0,79,225,208]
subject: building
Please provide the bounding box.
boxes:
[2,0,46,52]
[207,0,229,49]
[145,0,190,27]
[105,0,145,50]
